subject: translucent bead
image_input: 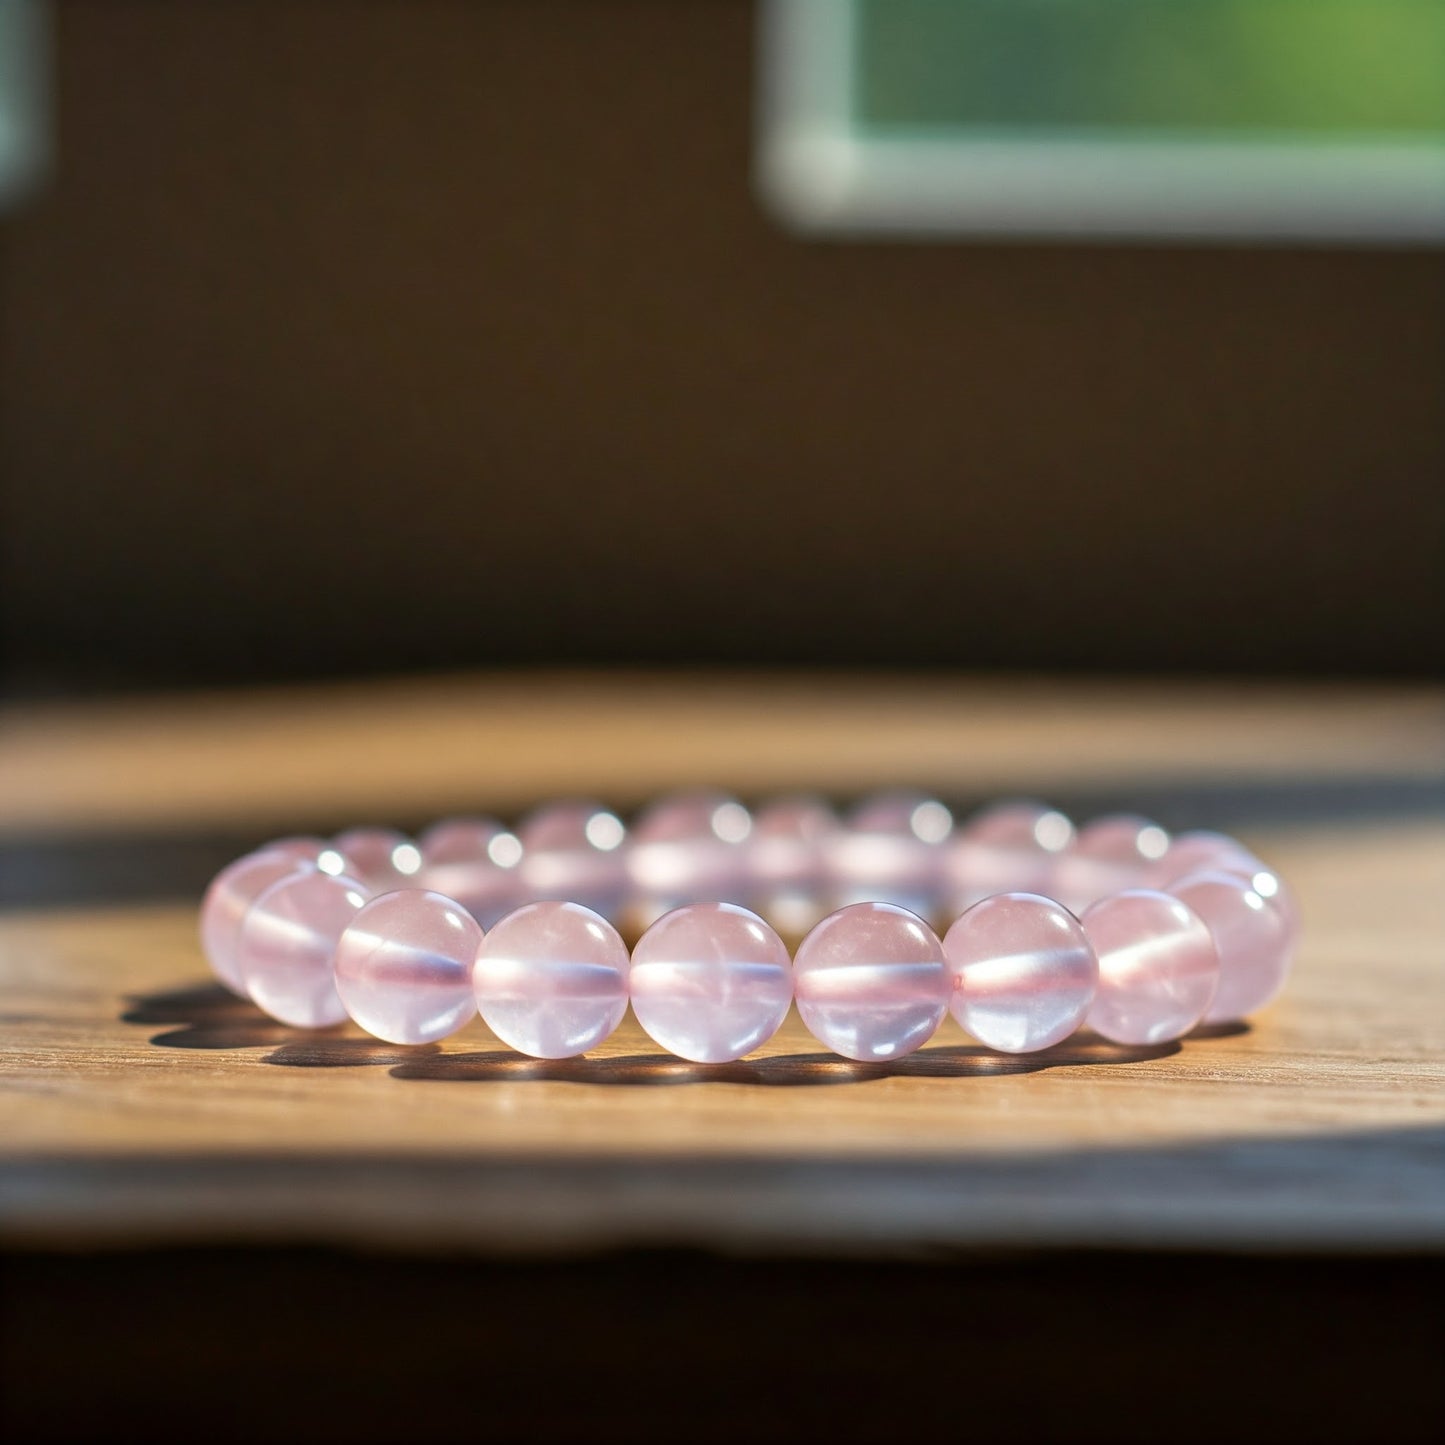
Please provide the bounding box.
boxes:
[944,801,1074,912]
[630,903,793,1063]
[331,827,424,893]
[1148,832,1301,935]
[1169,870,1297,1023]
[793,902,950,1062]
[746,795,839,934]
[1082,889,1219,1045]
[1146,830,1261,888]
[517,800,628,920]
[199,847,317,995]
[1050,814,1170,912]
[828,791,952,919]
[334,888,482,1045]
[237,869,369,1028]
[944,892,1097,1053]
[626,790,752,924]
[416,817,523,928]
[473,901,629,1059]
[265,835,332,864]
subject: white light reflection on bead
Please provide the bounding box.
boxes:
[1033,810,1073,853]
[391,843,423,877]
[316,849,347,877]
[1138,826,1170,861]
[487,832,523,869]
[909,800,953,844]
[583,811,625,852]
[710,802,752,844]
[345,888,367,909]
[1251,871,1279,899]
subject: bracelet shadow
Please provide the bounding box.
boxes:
[123,982,441,1064]
[387,1037,1181,1088]
[122,981,1198,1083]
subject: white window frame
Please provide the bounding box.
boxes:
[756,0,1445,243]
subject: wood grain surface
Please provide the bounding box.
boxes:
[0,673,1441,1255]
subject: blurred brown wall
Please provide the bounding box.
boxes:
[1,0,1442,691]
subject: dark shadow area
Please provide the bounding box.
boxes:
[1190,1019,1252,1040]
[120,981,254,1025]
[265,1037,441,1068]
[2,1244,1440,1444]
[388,1038,1179,1087]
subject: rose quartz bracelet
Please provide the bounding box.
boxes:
[199,793,1298,1064]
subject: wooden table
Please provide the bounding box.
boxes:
[1,672,1441,1442]
[2,669,1442,1253]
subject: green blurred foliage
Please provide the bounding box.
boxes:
[857,0,1445,136]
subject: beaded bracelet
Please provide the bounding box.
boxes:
[199,792,1297,1064]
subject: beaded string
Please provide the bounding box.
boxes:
[200,792,1297,1064]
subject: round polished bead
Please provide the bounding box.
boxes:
[1147,832,1301,935]
[944,802,1074,912]
[1082,889,1219,1045]
[793,902,951,1062]
[199,847,318,995]
[334,889,482,1045]
[517,800,629,920]
[828,791,952,918]
[331,826,424,893]
[1169,870,1297,1023]
[626,791,752,923]
[1051,814,1170,912]
[1146,830,1261,888]
[746,795,839,934]
[629,903,793,1063]
[416,817,523,928]
[943,892,1098,1053]
[237,869,370,1029]
[473,901,630,1059]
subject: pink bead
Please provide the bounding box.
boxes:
[746,795,839,932]
[416,817,523,928]
[793,902,951,1062]
[237,869,369,1028]
[1147,832,1301,936]
[1082,889,1219,1045]
[331,826,423,893]
[473,901,630,1059]
[517,800,628,920]
[943,892,1098,1053]
[1146,830,1261,888]
[626,791,752,922]
[1169,870,1297,1022]
[199,847,317,995]
[1051,814,1170,911]
[828,791,952,918]
[334,889,482,1045]
[264,835,332,864]
[629,903,793,1063]
[944,801,1074,911]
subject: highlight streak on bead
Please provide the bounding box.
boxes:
[334,888,482,1045]
[1169,869,1297,1023]
[473,901,630,1059]
[237,869,370,1029]
[793,902,950,1062]
[944,892,1098,1053]
[630,903,793,1064]
[1082,889,1219,1046]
